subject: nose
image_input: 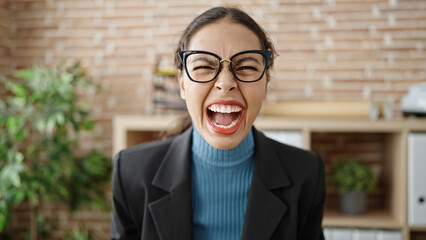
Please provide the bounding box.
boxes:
[214,60,237,92]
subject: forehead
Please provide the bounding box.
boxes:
[188,20,262,57]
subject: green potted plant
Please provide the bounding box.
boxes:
[0,62,111,239]
[331,157,377,215]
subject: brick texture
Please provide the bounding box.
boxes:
[1,0,426,239]
[0,0,12,75]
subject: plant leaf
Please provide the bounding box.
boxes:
[6,82,27,98]
[0,200,9,232]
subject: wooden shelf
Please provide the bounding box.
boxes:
[323,208,402,230]
[409,226,426,232]
[254,116,426,133]
[113,115,426,240]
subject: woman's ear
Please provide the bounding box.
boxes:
[178,69,186,100]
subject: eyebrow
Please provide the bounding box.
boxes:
[233,56,261,65]
[189,56,217,66]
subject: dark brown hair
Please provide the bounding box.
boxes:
[163,6,276,139]
[174,6,276,76]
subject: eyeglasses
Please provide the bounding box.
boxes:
[178,50,272,83]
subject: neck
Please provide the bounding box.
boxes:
[191,126,255,167]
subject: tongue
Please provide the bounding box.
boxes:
[212,112,235,126]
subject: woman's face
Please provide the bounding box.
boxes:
[179,20,268,149]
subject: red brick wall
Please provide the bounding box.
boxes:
[0,0,12,75]
[6,0,426,152]
[6,201,111,240]
[2,0,426,239]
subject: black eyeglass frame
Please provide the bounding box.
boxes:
[178,50,272,83]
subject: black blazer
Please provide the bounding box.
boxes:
[111,127,325,240]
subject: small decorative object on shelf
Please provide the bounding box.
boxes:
[152,56,186,115]
[401,82,426,117]
[331,157,378,215]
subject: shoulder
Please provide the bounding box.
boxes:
[119,137,175,161]
[113,126,193,183]
[113,135,178,182]
[254,128,324,180]
[254,128,319,160]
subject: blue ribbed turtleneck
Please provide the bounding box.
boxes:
[191,126,255,240]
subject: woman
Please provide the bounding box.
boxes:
[111,6,325,240]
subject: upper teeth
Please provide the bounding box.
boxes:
[208,104,242,113]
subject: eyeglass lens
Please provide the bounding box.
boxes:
[185,52,266,82]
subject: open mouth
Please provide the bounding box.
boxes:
[206,103,244,134]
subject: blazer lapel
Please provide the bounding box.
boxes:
[241,128,291,240]
[147,127,290,240]
[148,127,193,240]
